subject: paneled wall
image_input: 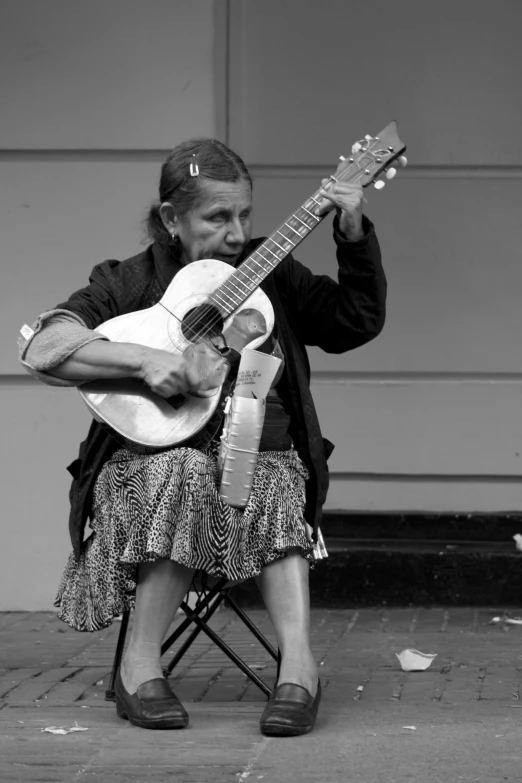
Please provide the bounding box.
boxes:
[228,0,522,513]
[2,0,522,610]
[0,0,218,609]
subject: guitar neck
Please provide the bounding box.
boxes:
[210,189,326,317]
[209,123,405,318]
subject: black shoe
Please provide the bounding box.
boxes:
[114,668,189,729]
[260,681,321,737]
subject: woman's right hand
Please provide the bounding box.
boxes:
[139,342,229,398]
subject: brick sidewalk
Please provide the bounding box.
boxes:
[1,607,522,781]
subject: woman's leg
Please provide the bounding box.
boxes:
[255,549,318,695]
[121,558,195,694]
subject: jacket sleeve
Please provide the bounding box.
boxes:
[54,259,123,329]
[273,215,387,353]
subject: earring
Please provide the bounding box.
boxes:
[169,231,181,252]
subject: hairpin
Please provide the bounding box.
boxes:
[189,154,199,177]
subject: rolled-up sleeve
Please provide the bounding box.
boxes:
[18,309,107,387]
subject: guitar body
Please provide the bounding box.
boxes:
[79,259,275,449]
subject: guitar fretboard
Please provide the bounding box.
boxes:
[208,134,394,317]
[205,123,405,317]
[208,188,327,317]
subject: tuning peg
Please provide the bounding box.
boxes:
[398,155,408,167]
[339,155,346,161]
[373,180,386,191]
[385,167,397,180]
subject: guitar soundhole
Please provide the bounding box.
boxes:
[181,304,224,344]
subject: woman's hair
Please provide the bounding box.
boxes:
[145,138,252,247]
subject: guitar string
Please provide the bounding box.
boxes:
[158,302,224,356]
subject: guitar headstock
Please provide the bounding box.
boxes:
[333,121,407,190]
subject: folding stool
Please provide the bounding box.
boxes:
[105,576,279,702]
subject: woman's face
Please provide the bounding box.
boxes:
[164,178,253,266]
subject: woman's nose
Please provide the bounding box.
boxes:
[226,219,245,245]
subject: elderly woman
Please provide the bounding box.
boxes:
[19,138,388,736]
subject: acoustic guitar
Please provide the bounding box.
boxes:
[79,121,406,449]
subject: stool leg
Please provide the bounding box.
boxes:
[160,578,227,656]
[182,602,273,697]
[163,592,225,677]
[224,593,278,660]
[105,610,131,701]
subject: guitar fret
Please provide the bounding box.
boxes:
[262,245,280,261]
[246,259,270,284]
[293,214,311,230]
[221,289,241,306]
[211,290,228,306]
[220,279,243,300]
[301,206,320,221]
[309,196,321,206]
[248,256,266,274]
[253,248,276,267]
[243,263,263,283]
[276,229,295,247]
[284,222,302,238]
[269,238,286,254]
[226,278,248,297]
[234,268,260,294]
[212,291,235,313]
[232,268,250,286]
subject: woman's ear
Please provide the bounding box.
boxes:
[159,202,178,234]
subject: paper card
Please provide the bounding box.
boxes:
[396,648,437,671]
[234,348,282,399]
[41,723,89,735]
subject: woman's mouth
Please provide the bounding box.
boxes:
[215,253,239,263]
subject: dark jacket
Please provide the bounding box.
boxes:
[60,216,386,559]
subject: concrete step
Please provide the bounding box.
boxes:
[229,513,522,608]
[320,511,522,542]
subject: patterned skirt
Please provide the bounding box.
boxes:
[55,442,324,632]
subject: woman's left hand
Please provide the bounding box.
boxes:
[317,181,365,242]
[317,154,407,241]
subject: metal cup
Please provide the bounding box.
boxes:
[218,396,266,509]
